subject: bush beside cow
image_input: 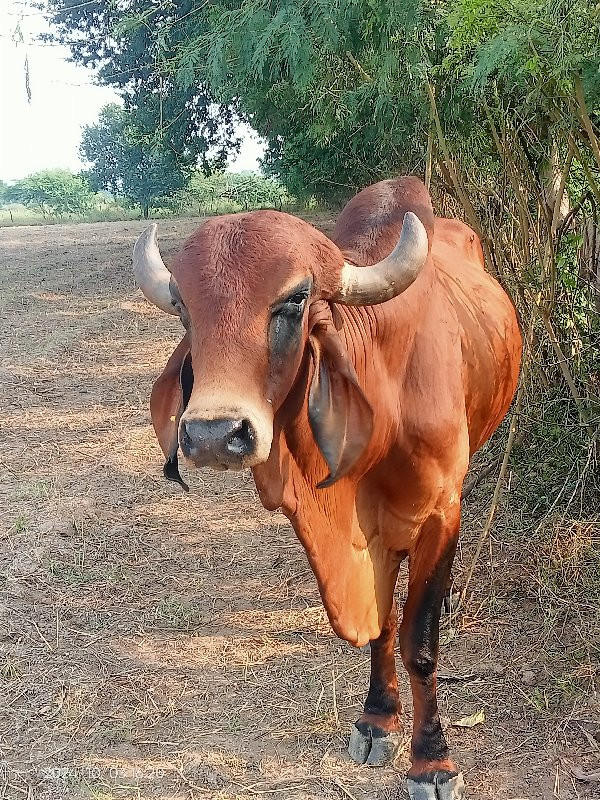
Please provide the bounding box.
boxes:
[133,176,522,799]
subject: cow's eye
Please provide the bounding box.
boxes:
[277,290,309,316]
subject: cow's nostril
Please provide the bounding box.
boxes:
[180,416,257,465]
[226,419,255,456]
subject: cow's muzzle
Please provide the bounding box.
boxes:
[179,416,257,469]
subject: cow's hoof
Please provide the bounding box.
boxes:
[348,723,402,766]
[406,771,465,799]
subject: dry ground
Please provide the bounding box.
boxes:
[0,218,598,800]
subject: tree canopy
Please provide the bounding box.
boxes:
[45,0,239,173]
[44,0,600,199]
[80,104,193,217]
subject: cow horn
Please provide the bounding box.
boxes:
[332,212,429,306]
[133,223,178,316]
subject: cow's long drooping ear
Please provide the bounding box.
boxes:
[308,323,373,488]
[149,335,193,491]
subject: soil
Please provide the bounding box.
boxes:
[0,218,598,800]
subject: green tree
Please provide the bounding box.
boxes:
[44,0,430,201]
[45,0,239,176]
[6,169,95,217]
[81,104,191,218]
[44,0,600,202]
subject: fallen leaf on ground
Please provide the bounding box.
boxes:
[452,709,485,728]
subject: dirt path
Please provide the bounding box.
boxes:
[0,219,598,800]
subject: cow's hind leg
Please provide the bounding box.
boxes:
[400,511,465,799]
[348,601,403,766]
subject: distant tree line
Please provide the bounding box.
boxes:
[1,170,94,218]
[0,159,292,224]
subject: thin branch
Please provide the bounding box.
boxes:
[535,306,595,438]
[556,190,592,243]
[461,456,502,501]
[425,110,435,192]
[484,103,532,266]
[574,74,600,173]
[550,139,574,238]
[345,51,372,83]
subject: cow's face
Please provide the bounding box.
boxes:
[133,200,430,481]
[169,213,340,470]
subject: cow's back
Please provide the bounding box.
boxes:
[431,218,522,454]
[333,191,521,458]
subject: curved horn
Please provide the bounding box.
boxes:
[332,212,429,306]
[133,223,177,316]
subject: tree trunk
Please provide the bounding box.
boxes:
[142,203,149,219]
[541,138,571,228]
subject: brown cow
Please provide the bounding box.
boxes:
[133,177,522,799]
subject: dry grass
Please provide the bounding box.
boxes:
[0,218,598,800]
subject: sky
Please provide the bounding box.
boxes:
[0,1,264,183]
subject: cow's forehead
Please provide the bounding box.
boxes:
[173,214,308,285]
[170,211,338,305]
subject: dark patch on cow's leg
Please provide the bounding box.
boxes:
[348,602,403,766]
[361,600,400,732]
[399,513,464,798]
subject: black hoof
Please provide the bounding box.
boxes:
[347,723,403,766]
[407,771,465,799]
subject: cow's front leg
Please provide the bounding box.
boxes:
[348,601,403,766]
[400,513,465,799]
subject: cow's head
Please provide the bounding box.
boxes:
[133,207,428,488]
